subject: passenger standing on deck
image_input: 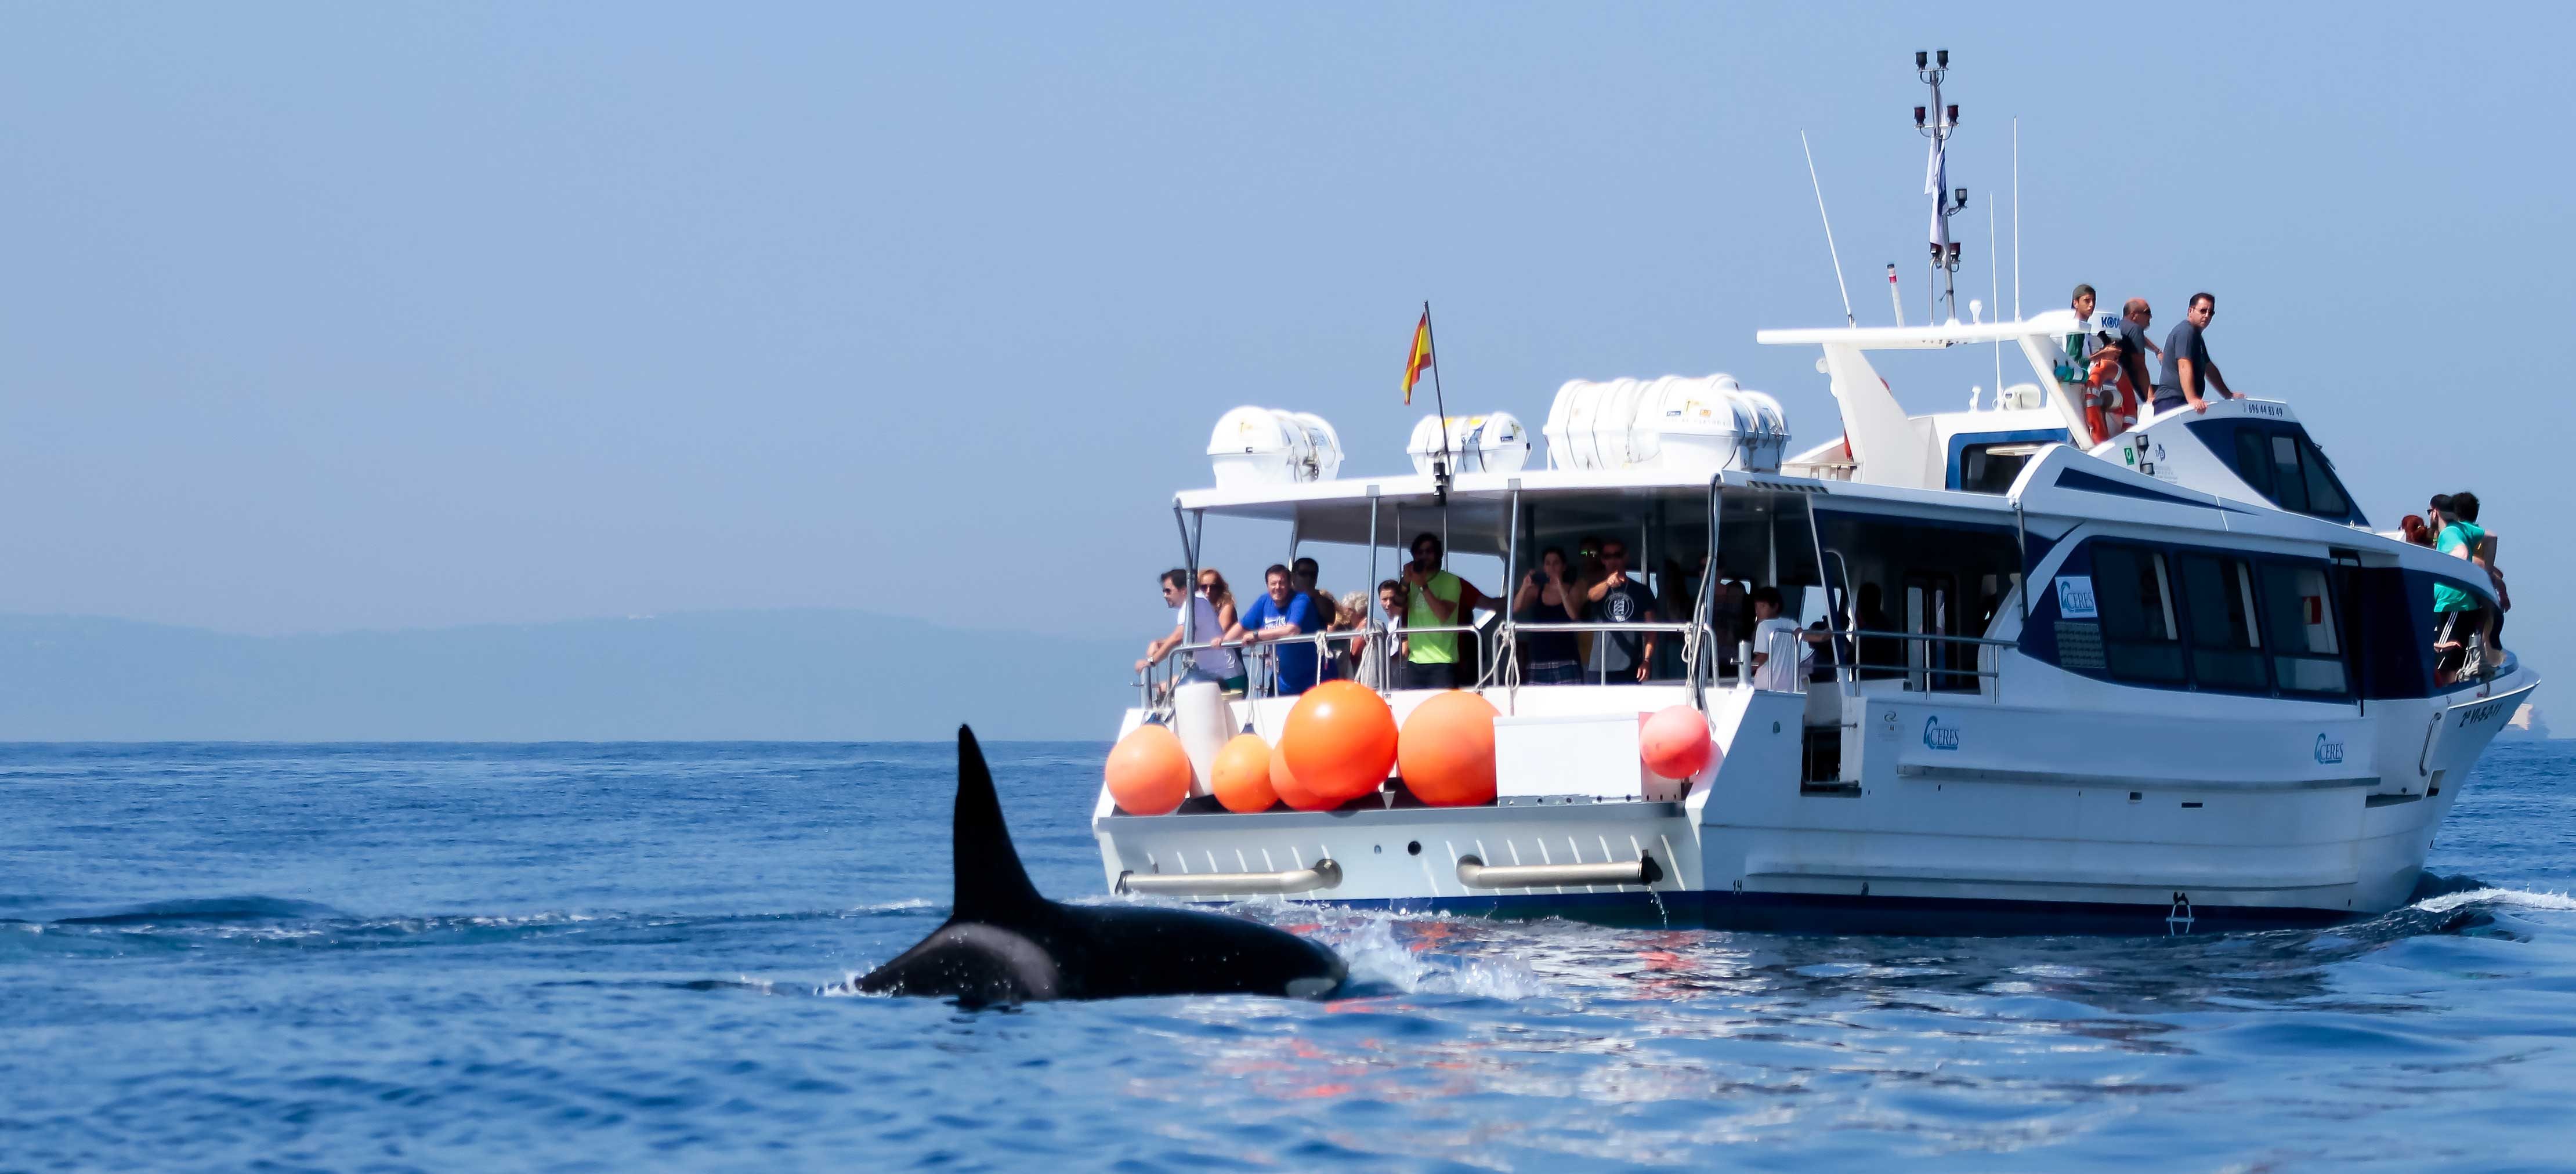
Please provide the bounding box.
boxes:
[2429,493,2489,680]
[1583,539,1658,683]
[1194,568,1247,694]
[1291,556,1336,628]
[1746,586,1811,691]
[2152,293,2239,414]
[1227,564,1323,697]
[1231,561,1329,690]
[2063,284,2101,365]
[1398,532,1492,690]
[2093,298,2161,434]
[1511,546,1585,684]
[1323,590,1372,683]
[1138,569,1244,692]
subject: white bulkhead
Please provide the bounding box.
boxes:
[1207,407,1344,487]
[1542,374,1788,476]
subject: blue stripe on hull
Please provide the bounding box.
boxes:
[1229,889,2361,937]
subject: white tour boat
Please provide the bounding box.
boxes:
[1090,64,2535,936]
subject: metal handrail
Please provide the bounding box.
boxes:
[1132,615,2014,702]
[1117,858,1342,896]
[1824,626,2010,691]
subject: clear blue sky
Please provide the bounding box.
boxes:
[2,4,2566,687]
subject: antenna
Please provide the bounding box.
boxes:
[1989,202,2004,397]
[1885,263,1905,328]
[1800,131,1855,327]
[2011,116,2021,321]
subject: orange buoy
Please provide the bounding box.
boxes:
[1640,704,1713,780]
[1211,733,1279,814]
[1104,722,1193,815]
[1271,740,1329,811]
[1280,680,1398,806]
[1396,690,1499,806]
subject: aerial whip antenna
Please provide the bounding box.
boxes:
[1989,202,2004,397]
[1800,131,1855,327]
[2011,116,2021,321]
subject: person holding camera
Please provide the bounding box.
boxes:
[1511,546,1585,684]
[1583,539,1658,684]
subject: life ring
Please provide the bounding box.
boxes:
[2083,352,2134,445]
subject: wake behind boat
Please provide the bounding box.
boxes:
[1090,59,2534,936]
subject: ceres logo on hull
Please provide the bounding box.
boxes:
[2314,733,2346,765]
[1923,716,1961,751]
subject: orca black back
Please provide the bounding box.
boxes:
[855,727,1345,1006]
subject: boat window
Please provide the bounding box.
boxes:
[1814,510,2022,691]
[2178,553,2267,691]
[2297,439,2351,519]
[2268,434,2310,513]
[2093,544,2185,683]
[2258,563,2349,695]
[2186,419,2365,525]
[1957,443,2042,495]
[2231,428,2272,499]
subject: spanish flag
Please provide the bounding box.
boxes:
[1402,307,1434,404]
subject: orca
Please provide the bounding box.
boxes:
[855,726,1347,1006]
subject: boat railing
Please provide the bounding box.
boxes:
[1134,621,2018,708]
[1498,621,1716,689]
[1826,627,2014,696]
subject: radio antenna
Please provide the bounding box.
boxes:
[1800,131,1856,327]
[1989,202,2004,396]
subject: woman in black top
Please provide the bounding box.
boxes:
[1511,547,1585,684]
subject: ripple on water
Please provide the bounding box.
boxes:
[2,740,2574,1170]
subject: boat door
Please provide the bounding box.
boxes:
[1902,572,1973,692]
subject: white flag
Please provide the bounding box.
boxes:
[1924,133,1949,252]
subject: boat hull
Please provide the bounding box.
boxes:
[1094,674,2538,936]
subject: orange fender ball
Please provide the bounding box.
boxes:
[1397,690,1499,806]
[1280,680,1399,805]
[1640,704,1713,780]
[1271,740,1330,811]
[1105,722,1193,815]
[1211,733,1279,813]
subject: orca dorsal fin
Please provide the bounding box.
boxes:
[950,725,1047,923]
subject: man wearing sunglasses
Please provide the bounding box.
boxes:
[2151,292,2238,415]
[1582,539,1659,683]
[1397,532,1493,690]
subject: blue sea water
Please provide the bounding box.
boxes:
[3,740,2572,1172]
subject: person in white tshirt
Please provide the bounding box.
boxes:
[1135,569,1243,686]
[1747,586,1811,691]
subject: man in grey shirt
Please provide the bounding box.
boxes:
[2151,292,2239,414]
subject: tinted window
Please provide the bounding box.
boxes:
[2180,553,2267,691]
[2268,434,2310,513]
[1958,444,2032,494]
[2232,429,2273,499]
[2094,545,2184,683]
[2259,563,2349,695]
[2187,421,2367,526]
[2298,437,2350,518]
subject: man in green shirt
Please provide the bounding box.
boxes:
[1395,531,1493,691]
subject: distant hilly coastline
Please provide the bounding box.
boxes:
[0,610,1134,741]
